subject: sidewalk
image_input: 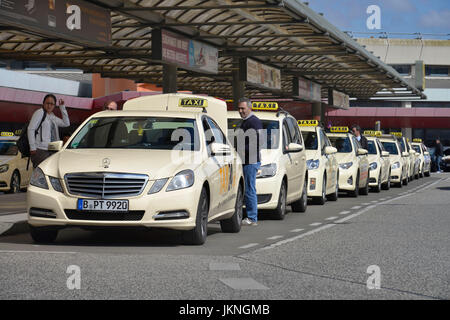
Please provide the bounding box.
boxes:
[0,212,28,236]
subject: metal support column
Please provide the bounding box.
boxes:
[163,64,177,93]
[312,102,322,123]
[232,57,245,109]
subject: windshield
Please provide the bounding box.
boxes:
[0,141,18,156]
[367,140,378,155]
[412,145,421,153]
[69,117,200,151]
[382,142,399,155]
[329,137,352,153]
[228,119,280,149]
[301,131,318,150]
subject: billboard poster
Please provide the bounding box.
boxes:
[245,58,281,90]
[295,77,321,102]
[154,29,218,74]
[0,0,111,46]
[331,90,350,109]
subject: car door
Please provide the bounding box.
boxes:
[285,117,303,200]
[378,139,390,182]
[319,128,333,192]
[352,135,368,187]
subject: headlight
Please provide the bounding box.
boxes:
[339,162,353,170]
[369,162,378,170]
[256,163,277,178]
[166,170,194,191]
[0,164,9,173]
[49,176,63,193]
[30,168,49,190]
[391,162,401,170]
[306,159,320,170]
[148,178,169,194]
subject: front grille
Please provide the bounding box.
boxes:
[64,209,145,221]
[369,178,376,183]
[64,173,148,199]
[257,194,272,204]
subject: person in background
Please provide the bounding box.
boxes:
[28,94,70,168]
[350,124,368,150]
[103,100,118,111]
[237,97,262,226]
[435,138,444,173]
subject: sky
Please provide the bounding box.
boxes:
[307,0,450,38]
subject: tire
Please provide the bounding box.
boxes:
[327,178,338,201]
[29,225,58,243]
[373,173,381,193]
[220,183,243,233]
[182,187,209,245]
[291,178,307,213]
[382,172,391,190]
[8,171,20,194]
[403,174,408,186]
[359,172,369,195]
[313,176,327,205]
[349,172,359,197]
[424,170,430,177]
[273,180,287,220]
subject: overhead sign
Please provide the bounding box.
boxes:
[328,90,350,109]
[0,0,111,46]
[152,29,218,74]
[251,102,278,111]
[241,58,281,91]
[298,120,319,127]
[293,77,321,102]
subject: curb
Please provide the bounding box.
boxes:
[0,220,29,237]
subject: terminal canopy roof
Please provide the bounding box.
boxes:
[0,0,425,100]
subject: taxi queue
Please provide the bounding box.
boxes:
[0,94,432,245]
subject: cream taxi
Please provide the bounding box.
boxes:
[298,120,339,204]
[393,133,416,182]
[0,132,32,193]
[363,131,391,192]
[326,127,370,197]
[411,139,431,177]
[378,134,409,187]
[228,102,308,220]
[27,94,244,245]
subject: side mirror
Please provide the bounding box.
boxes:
[210,142,231,156]
[409,150,416,155]
[324,146,337,155]
[357,148,368,155]
[381,151,390,157]
[286,143,303,153]
[424,151,430,156]
[402,151,409,157]
[48,141,63,152]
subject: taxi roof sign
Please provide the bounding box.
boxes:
[330,126,349,133]
[1,132,14,137]
[178,98,208,107]
[298,120,318,127]
[364,130,382,137]
[413,138,422,143]
[251,102,278,111]
[390,132,402,137]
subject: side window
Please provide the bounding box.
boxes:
[377,140,385,153]
[282,121,291,151]
[319,129,328,153]
[352,136,361,155]
[286,117,301,144]
[206,117,226,145]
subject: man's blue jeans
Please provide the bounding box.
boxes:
[436,155,442,172]
[243,162,260,222]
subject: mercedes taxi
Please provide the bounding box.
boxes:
[363,131,391,192]
[27,94,244,245]
[298,120,339,204]
[393,133,416,182]
[0,132,32,193]
[378,134,409,187]
[411,138,431,177]
[326,127,370,197]
[228,102,307,220]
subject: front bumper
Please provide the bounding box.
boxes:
[255,174,283,210]
[338,167,357,191]
[368,166,381,187]
[27,184,203,230]
[307,168,324,197]
[390,167,402,183]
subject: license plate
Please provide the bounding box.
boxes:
[77,199,129,212]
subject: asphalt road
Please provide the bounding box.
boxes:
[0,173,449,299]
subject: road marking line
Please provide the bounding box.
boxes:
[362,203,371,205]
[219,278,269,290]
[290,228,304,233]
[0,250,76,254]
[370,201,378,203]
[239,243,259,249]
[325,216,338,220]
[209,263,241,271]
[267,235,284,240]
[256,179,443,252]
[351,206,361,210]
[379,198,386,201]
[339,211,351,215]
[309,222,322,226]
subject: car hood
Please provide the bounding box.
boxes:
[334,153,354,164]
[260,149,280,166]
[39,149,203,180]
[368,154,379,163]
[305,149,320,161]
[0,155,15,166]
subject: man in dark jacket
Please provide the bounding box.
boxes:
[351,124,368,150]
[435,139,444,172]
[237,97,262,226]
